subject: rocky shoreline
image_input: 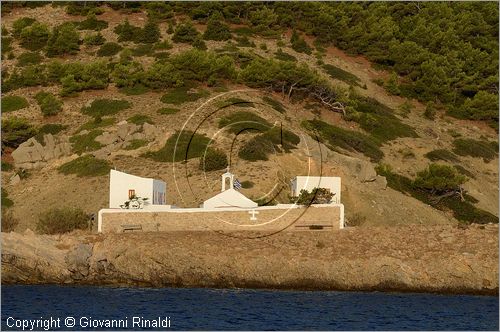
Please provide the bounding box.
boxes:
[2,225,498,295]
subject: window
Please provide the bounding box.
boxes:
[128,189,135,199]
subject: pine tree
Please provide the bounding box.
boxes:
[138,19,160,44]
[203,11,231,41]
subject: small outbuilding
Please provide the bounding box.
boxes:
[109,169,167,208]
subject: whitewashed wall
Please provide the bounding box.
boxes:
[291,176,342,203]
[109,170,166,208]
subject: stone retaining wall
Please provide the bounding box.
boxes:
[98,204,344,233]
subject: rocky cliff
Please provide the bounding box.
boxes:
[2,225,498,295]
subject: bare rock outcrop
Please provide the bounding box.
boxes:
[2,225,498,295]
[11,134,71,169]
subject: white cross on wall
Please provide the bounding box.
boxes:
[248,209,259,221]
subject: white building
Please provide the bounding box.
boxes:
[109,169,167,209]
[290,176,341,204]
[202,170,258,209]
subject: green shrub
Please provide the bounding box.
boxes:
[292,188,334,205]
[453,138,498,162]
[349,96,418,142]
[154,40,172,50]
[46,23,80,57]
[172,21,200,43]
[2,95,28,113]
[57,61,110,96]
[218,111,271,134]
[241,180,254,189]
[413,164,467,195]
[137,19,161,44]
[1,188,14,208]
[65,2,104,16]
[34,123,67,142]
[81,99,131,117]
[262,96,286,113]
[131,43,154,57]
[37,207,89,234]
[83,32,105,45]
[69,129,103,154]
[58,155,110,177]
[274,48,297,62]
[111,61,145,88]
[192,37,207,50]
[238,134,275,161]
[425,149,459,163]
[17,52,43,67]
[376,164,497,225]
[2,161,14,172]
[127,114,154,125]
[322,63,361,87]
[12,17,36,37]
[217,97,254,108]
[119,84,150,95]
[158,107,180,115]
[203,11,231,41]
[114,19,141,42]
[235,36,255,47]
[199,148,228,171]
[124,139,148,150]
[262,126,300,150]
[77,116,115,132]
[97,42,123,57]
[303,119,383,162]
[1,117,37,148]
[76,14,108,31]
[34,91,63,117]
[160,87,209,105]
[19,22,50,51]
[290,30,312,54]
[154,52,169,60]
[144,130,210,162]
[453,164,475,179]
[424,102,437,120]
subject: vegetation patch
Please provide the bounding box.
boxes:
[35,91,62,117]
[58,155,110,177]
[219,111,271,134]
[69,129,103,154]
[131,43,154,57]
[158,107,180,115]
[172,22,201,44]
[262,96,286,113]
[17,51,43,66]
[144,130,210,162]
[160,87,209,105]
[97,42,123,57]
[199,148,228,172]
[217,97,254,108]
[127,114,154,125]
[1,117,37,149]
[2,161,14,172]
[1,188,14,208]
[83,32,105,45]
[290,30,312,55]
[274,48,297,62]
[34,123,67,142]
[77,117,115,133]
[119,84,150,95]
[348,96,417,142]
[37,207,89,234]
[376,163,497,224]
[124,139,148,150]
[81,99,131,117]
[425,149,459,163]
[241,180,254,189]
[322,64,361,87]
[303,119,383,162]
[76,14,108,31]
[238,126,300,161]
[452,138,498,162]
[2,95,29,113]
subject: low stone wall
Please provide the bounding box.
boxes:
[98,204,344,233]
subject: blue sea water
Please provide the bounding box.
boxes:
[1,285,498,331]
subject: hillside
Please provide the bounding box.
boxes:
[1,2,498,232]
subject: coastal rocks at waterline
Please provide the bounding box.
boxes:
[11,134,72,170]
[2,225,498,295]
